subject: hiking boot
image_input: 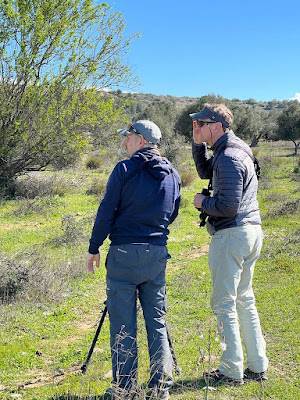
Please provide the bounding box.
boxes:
[244,368,268,381]
[203,369,244,386]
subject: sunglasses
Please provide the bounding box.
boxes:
[195,120,217,128]
[127,124,140,135]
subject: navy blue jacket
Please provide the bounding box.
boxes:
[192,131,261,232]
[89,147,181,254]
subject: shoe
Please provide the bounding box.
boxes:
[144,387,170,399]
[157,391,170,400]
[203,369,244,386]
[244,368,268,381]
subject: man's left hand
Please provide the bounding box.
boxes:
[86,253,100,274]
[194,193,206,209]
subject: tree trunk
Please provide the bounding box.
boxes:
[250,133,263,147]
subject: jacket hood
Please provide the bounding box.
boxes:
[131,147,174,181]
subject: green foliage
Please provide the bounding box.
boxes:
[136,99,178,139]
[0,0,136,190]
[172,94,297,145]
[230,102,260,139]
[276,102,300,154]
[135,99,187,165]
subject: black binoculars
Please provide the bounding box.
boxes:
[197,188,211,227]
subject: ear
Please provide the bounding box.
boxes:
[215,122,223,131]
[138,136,145,148]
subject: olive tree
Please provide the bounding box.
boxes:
[136,99,184,165]
[0,0,136,190]
[276,102,300,155]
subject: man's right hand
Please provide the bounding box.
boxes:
[86,252,100,274]
[192,120,203,144]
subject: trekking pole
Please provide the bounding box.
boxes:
[81,302,181,376]
[166,326,181,376]
[81,302,108,374]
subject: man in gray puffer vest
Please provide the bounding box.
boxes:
[86,120,181,400]
[191,104,268,386]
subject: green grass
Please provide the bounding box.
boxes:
[0,142,299,399]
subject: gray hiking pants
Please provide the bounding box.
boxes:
[105,243,173,391]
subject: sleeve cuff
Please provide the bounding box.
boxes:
[193,141,202,147]
[88,241,100,254]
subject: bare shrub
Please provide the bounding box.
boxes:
[179,196,190,209]
[259,154,283,184]
[262,193,289,203]
[272,157,284,167]
[85,178,107,197]
[160,135,186,167]
[293,158,300,174]
[258,175,272,190]
[0,252,84,304]
[0,255,30,303]
[49,214,85,247]
[178,167,196,187]
[252,148,260,158]
[292,175,300,185]
[85,155,103,170]
[12,195,66,217]
[13,173,75,199]
[263,198,300,219]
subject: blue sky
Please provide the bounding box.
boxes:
[110,0,300,102]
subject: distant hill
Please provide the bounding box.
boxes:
[110,90,293,115]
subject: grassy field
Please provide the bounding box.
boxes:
[0,141,299,400]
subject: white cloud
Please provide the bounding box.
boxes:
[290,93,300,102]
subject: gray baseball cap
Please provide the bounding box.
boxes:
[117,120,162,144]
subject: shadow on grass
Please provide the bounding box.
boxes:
[171,377,210,394]
[48,395,108,400]
[48,378,214,399]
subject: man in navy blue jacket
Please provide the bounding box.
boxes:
[86,120,181,400]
